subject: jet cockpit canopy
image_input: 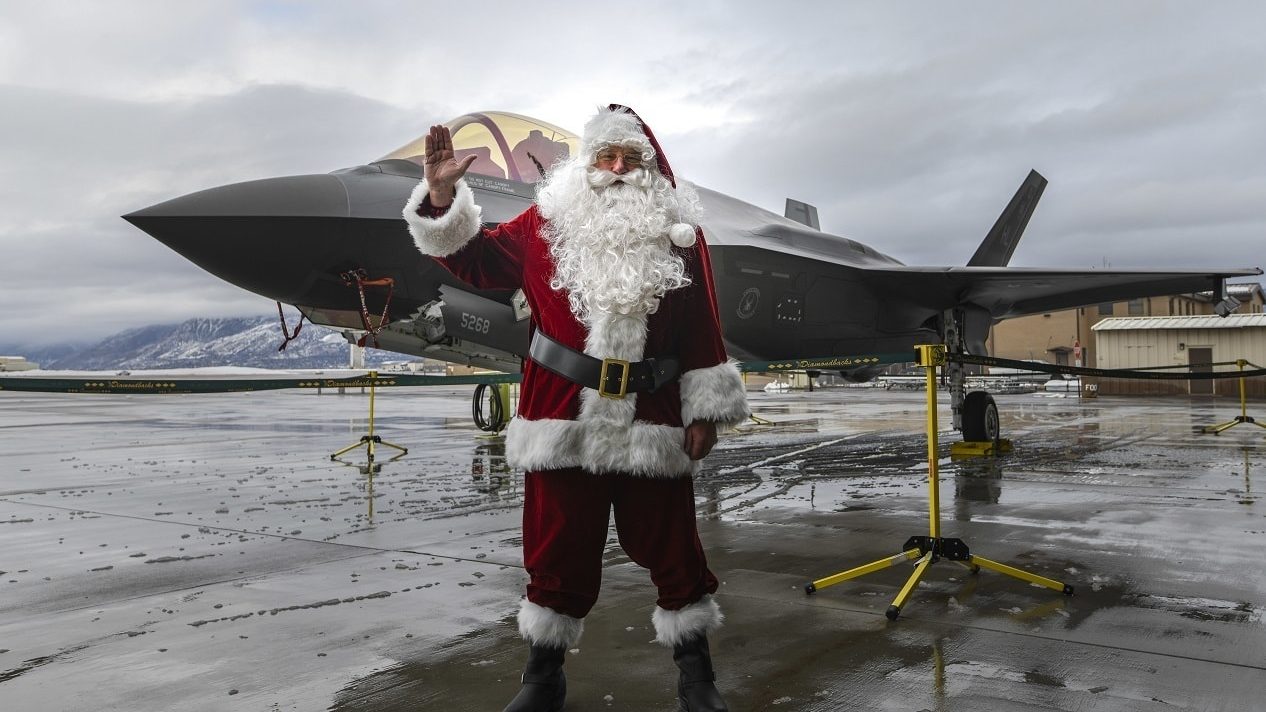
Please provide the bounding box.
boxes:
[380,111,579,184]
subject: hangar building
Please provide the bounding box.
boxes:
[1091,314,1266,396]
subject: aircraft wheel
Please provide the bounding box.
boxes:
[962,391,999,442]
[472,383,507,432]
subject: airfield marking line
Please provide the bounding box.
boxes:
[0,499,527,570]
[707,468,928,517]
[703,434,882,515]
[709,437,853,504]
[967,473,1251,496]
[716,434,864,476]
[2,432,318,458]
[1,552,379,619]
[1,483,142,497]
[0,418,160,430]
[722,589,1266,672]
[5,540,521,622]
[917,616,1266,672]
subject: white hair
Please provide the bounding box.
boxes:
[536,157,701,320]
[580,107,654,167]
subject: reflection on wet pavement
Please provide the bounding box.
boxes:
[1,387,1263,710]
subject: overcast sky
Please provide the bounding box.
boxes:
[2,1,1263,348]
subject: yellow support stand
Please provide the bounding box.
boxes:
[1200,360,1266,435]
[951,439,1014,458]
[805,344,1073,620]
[330,371,409,464]
[496,383,512,427]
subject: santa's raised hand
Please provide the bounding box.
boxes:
[424,124,477,207]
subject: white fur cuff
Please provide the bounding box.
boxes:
[518,599,584,649]
[652,595,723,647]
[402,178,482,257]
[505,417,585,472]
[680,361,750,430]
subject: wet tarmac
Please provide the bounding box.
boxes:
[2,386,1263,711]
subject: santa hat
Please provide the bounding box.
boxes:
[581,104,698,248]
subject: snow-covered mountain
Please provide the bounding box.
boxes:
[14,317,399,370]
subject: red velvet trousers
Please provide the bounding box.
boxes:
[523,468,719,619]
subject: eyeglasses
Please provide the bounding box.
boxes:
[594,147,647,169]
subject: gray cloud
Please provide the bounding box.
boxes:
[0,83,429,345]
[659,3,1266,269]
[1,1,1262,349]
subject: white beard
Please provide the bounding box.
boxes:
[536,160,697,320]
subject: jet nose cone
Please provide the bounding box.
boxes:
[124,174,353,304]
[124,174,350,224]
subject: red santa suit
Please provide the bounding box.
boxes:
[403,107,749,653]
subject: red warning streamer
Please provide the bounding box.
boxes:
[276,302,308,352]
[341,269,395,347]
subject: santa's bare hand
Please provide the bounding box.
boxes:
[683,420,718,460]
[424,124,477,207]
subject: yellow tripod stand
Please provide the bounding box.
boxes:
[330,371,408,464]
[1200,360,1266,436]
[804,344,1073,620]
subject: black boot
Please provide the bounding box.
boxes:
[673,634,728,712]
[503,643,567,712]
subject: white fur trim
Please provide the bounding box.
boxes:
[582,310,647,363]
[506,253,707,477]
[402,178,482,257]
[576,311,647,436]
[669,223,697,248]
[582,107,653,165]
[680,361,750,431]
[673,180,705,230]
[505,417,585,471]
[584,419,693,476]
[652,595,723,647]
[518,599,584,649]
[505,416,695,477]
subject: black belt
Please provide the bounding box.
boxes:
[528,331,679,399]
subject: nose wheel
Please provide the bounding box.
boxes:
[962,391,999,442]
[472,382,511,432]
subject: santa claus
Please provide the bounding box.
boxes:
[404,105,749,712]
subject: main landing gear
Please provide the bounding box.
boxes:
[942,308,1009,456]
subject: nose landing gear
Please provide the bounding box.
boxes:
[961,391,999,442]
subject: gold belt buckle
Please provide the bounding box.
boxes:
[598,358,630,399]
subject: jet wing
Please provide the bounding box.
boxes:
[864,265,1262,318]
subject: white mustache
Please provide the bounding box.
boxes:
[585,166,652,189]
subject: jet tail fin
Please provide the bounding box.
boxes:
[967,170,1047,267]
[784,198,820,230]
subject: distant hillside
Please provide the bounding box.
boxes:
[14,316,399,370]
[5,342,82,368]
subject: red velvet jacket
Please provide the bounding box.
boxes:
[404,179,749,477]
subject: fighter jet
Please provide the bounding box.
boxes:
[124,110,1261,439]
